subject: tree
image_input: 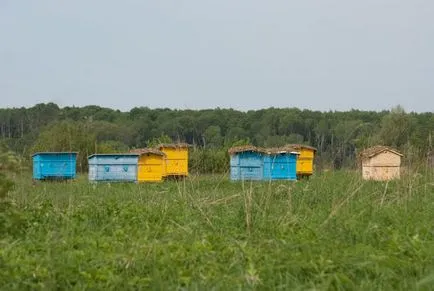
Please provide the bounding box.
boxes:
[31,121,96,171]
[203,126,223,148]
[377,105,412,148]
[146,134,173,148]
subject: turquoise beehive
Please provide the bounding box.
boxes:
[32,152,77,180]
[263,149,298,181]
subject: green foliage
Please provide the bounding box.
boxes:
[0,143,20,198]
[228,138,251,147]
[189,148,228,174]
[1,171,434,289]
[31,121,96,171]
[1,104,433,169]
[0,143,26,238]
[146,134,172,148]
[95,141,129,154]
[203,125,223,148]
[376,105,413,148]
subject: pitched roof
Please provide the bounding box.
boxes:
[359,145,403,159]
[284,144,317,152]
[130,148,166,156]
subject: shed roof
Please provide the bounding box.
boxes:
[130,148,166,156]
[157,143,190,149]
[263,147,300,155]
[359,145,403,159]
[284,144,317,152]
[32,152,78,157]
[228,145,265,155]
[87,153,139,159]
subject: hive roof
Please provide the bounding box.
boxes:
[32,152,78,157]
[228,145,265,155]
[284,144,317,152]
[228,145,300,155]
[262,147,300,155]
[359,145,403,159]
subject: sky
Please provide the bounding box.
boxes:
[1,0,433,112]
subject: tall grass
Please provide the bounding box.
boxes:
[1,170,434,290]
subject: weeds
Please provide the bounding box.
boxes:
[1,170,434,290]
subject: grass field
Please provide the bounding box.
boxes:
[1,170,434,290]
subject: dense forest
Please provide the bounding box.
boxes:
[0,103,432,173]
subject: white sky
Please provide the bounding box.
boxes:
[1,0,433,112]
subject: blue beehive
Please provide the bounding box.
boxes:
[32,152,77,180]
[88,154,139,182]
[263,149,298,181]
[229,146,264,181]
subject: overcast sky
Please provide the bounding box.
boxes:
[1,0,433,112]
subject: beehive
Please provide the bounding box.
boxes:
[32,152,77,180]
[157,143,189,177]
[228,146,264,181]
[130,148,165,182]
[359,146,403,181]
[285,144,317,178]
[263,148,299,181]
[88,154,139,182]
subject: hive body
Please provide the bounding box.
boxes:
[32,152,77,180]
[158,144,189,177]
[360,146,402,181]
[263,152,298,181]
[88,154,138,182]
[137,153,165,182]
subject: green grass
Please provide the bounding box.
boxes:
[1,170,434,290]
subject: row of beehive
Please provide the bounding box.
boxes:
[32,144,403,182]
[32,144,189,182]
[228,144,317,181]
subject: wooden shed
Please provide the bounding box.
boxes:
[130,148,166,182]
[263,148,299,181]
[157,143,189,178]
[285,144,317,178]
[32,152,77,180]
[228,146,265,181]
[359,146,403,181]
[88,154,139,182]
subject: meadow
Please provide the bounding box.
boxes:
[1,170,434,290]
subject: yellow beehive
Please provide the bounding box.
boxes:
[157,143,189,177]
[130,148,165,182]
[285,144,317,178]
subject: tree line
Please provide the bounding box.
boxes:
[0,103,432,173]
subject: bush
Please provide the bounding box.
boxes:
[189,148,229,174]
[0,143,26,238]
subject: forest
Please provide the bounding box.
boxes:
[0,103,432,173]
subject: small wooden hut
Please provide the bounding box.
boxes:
[228,146,265,181]
[157,143,189,177]
[359,146,403,181]
[130,148,166,182]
